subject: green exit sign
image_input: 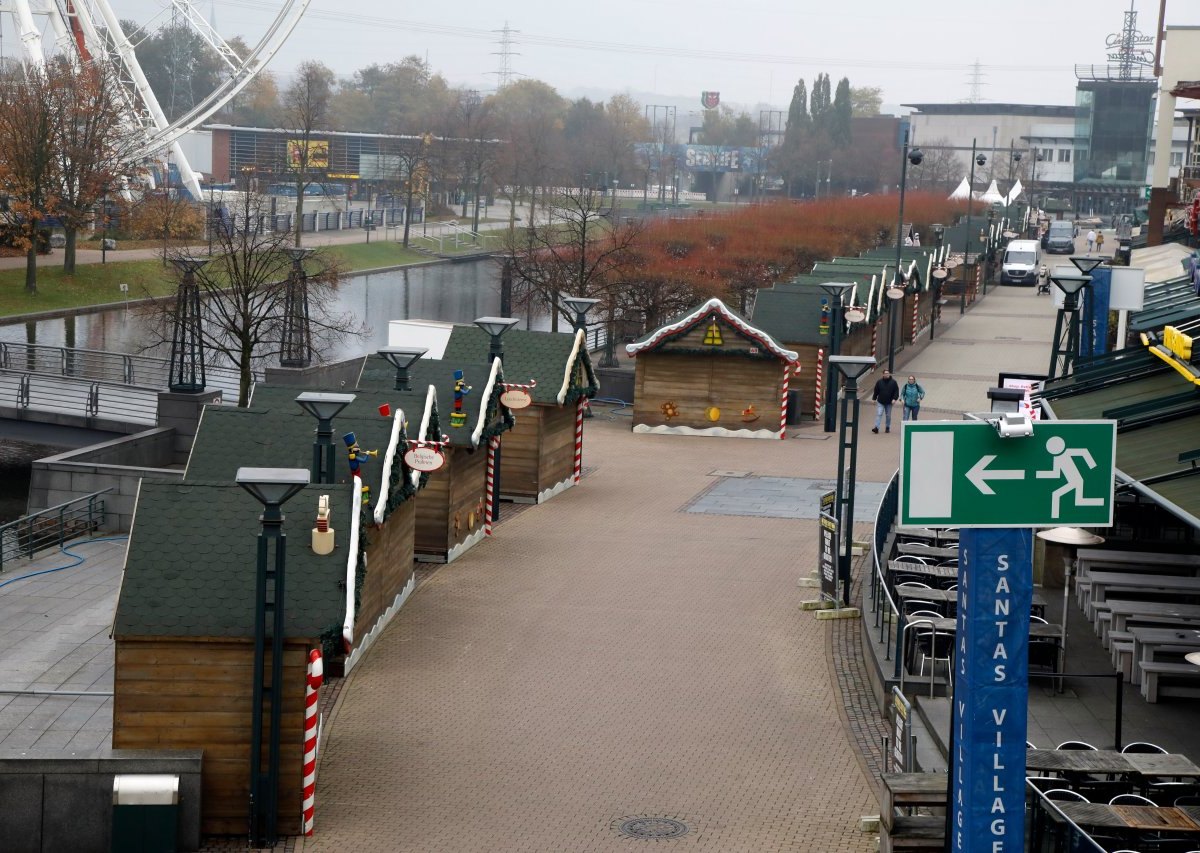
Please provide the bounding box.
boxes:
[899,420,1116,528]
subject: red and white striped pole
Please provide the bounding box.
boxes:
[573,397,585,483]
[485,437,497,536]
[814,347,824,422]
[778,362,793,439]
[911,293,919,343]
[302,649,323,837]
[870,323,878,359]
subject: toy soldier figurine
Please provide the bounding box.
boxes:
[451,369,471,428]
[343,431,378,477]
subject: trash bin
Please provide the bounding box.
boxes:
[785,389,802,425]
[112,774,179,853]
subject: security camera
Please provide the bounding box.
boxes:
[993,412,1034,439]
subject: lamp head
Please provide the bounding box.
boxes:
[285,247,313,264]
[170,256,208,276]
[1012,151,1023,163]
[1069,256,1104,276]
[908,148,924,166]
[378,347,427,390]
[560,294,600,320]
[295,391,355,427]
[828,354,876,384]
[976,154,987,167]
[236,467,309,509]
[1049,273,1091,299]
[817,282,854,302]
[473,316,520,339]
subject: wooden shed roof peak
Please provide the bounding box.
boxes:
[625,297,799,362]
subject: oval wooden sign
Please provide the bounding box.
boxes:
[404,446,446,473]
[500,388,533,409]
[932,268,949,280]
[886,287,906,301]
[844,308,867,323]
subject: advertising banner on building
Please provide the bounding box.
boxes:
[949,528,1033,853]
[287,139,330,170]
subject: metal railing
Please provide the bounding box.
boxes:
[0,341,252,399]
[0,371,159,424]
[0,489,110,572]
[869,471,905,680]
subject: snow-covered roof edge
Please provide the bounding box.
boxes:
[470,358,504,446]
[373,409,406,526]
[342,476,363,650]
[625,297,798,362]
[556,329,585,405]
[414,384,437,489]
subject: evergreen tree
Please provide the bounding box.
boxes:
[831,77,853,148]
[810,74,832,130]
[785,79,809,142]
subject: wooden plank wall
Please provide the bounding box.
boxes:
[632,352,786,431]
[447,442,488,548]
[538,404,576,488]
[414,456,451,558]
[357,499,416,633]
[498,405,543,499]
[112,638,311,836]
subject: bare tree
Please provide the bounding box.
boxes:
[280,61,335,247]
[503,182,643,333]
[0,62,64,294]
[54,62,140,274]
[142,189,362,405]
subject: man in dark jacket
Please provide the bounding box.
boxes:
[871,369,900,433]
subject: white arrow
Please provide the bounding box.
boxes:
[966,455,1026,495]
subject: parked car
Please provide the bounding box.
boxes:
[1045,220,1075,254]
[1000,240,1042,286]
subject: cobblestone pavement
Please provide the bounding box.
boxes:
[303,416,882,852]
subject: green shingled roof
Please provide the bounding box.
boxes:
[357,357,514,447]
[440,326,598,405]
[114,480,353,639]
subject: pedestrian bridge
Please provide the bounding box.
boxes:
[0,341,245,444]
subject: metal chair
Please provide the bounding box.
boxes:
[1110,793,1156,806]
[1057,741,1099,751]
[896,581,933,589]
[1121,742,1168,755]
[1043,788,1089,802]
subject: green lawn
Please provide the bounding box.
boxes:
[0,241,435,319]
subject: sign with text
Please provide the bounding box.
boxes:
[949,528,1032,853]
[403,445,445,473]
[899,421,1115,528]
[818,490,837,601]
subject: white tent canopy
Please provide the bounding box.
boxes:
[1005,180,1024,205]
[980,180,1004,204]
[948,178,971,200]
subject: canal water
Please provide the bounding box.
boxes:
[0,259,555,523]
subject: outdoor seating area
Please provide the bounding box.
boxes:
[1026,744,1200,853]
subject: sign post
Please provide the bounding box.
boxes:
[899,419,1115,853]
[819,490,837,603]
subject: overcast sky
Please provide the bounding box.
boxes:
[5,0,1191,112]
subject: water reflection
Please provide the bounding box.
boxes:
[0,260,551,362]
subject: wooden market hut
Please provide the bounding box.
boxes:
[112,479,355,837]
[440,326,599,503]
[625,297,799,438]
[357,355,514,562]
[112,385,441,835]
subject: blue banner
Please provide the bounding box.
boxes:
[949,528,1032,853]
[1083,267,1111,358]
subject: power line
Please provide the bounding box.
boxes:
[965,59,986,103]
[490,21,519,89]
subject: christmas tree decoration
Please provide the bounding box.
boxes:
[702,318,724,346]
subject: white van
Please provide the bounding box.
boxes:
[1000,239,1042,286]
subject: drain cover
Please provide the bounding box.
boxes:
[616,817,690,839]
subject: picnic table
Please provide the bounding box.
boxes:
[895,585,1045,617]
[1103,600,1200,640]
[1055,801,1200,833]
[1083,572,1200,619]
[1026,749,1200,778]
[902,616,1062,675]
[889,560,959,581]
[1129,626,1200,686]
[897,529,959,547]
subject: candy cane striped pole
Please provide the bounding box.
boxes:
[814,347,824,422]
[871,323,878,359]
[485,437,497,536]
[911,292,919,343]
[573,397,584,483]
[779,362,792,439]
[302,649,324,837]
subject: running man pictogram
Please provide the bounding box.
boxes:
[1035,436,1105,519]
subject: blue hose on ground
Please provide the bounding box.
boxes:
[0,535,129,592]
[592,397,632,419]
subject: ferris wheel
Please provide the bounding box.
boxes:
[0,0,310,199]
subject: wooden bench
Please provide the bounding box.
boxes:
[1141,661,1200,703]
[1111,639,1134,681]
[880,815,945,852]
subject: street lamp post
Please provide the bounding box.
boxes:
[378,346,428,391]
[929,225,945,340]
[475,316,519,521]
[561,295,599,419]
[295,392,355,484]
[1004,148,1022,231]
[1046,269,1093,381]
[983,206,996,296]
[889,130,923,373]
[962,143,987,315]
[829,355,876,607]
[236,466,310,849]
[818,282,854,433]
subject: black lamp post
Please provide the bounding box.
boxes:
[929,225,945,340]
[1069,255,1105,359]
[829,354,876,607]
[280,247,314,368]
[378,346,428,391]
[295,392,355,484]
[962,144,987,315]
[475,316,519,521]
[818,282,854,433]
[1046,271,1092,381]
[889,130,922,373]
[560,294,600,418]
[983,206,996,295]
[168,257,208,393]
[236,466,310,849]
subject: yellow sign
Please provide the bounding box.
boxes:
[287,139,329,170]
[326,173,359,180]
[1164,326,1194,361]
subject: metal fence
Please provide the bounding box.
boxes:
[0,489,110,572]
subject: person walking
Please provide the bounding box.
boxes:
[1095,230,1105,254]
[871,369,900,433]
[1086,229,1096,252]
[902,375,925,421]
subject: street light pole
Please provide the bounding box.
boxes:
[295,392,355,484]
[236,467,310,849]
[962,141,986,316]
[929,224,946,341]
[829,355,875,607]
[818,282,853,433]
[474,316,519,521]
[889,130,922,372]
